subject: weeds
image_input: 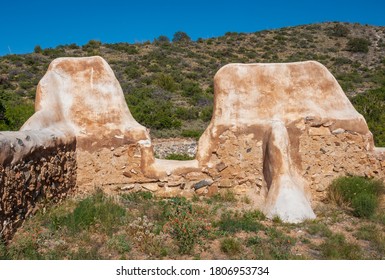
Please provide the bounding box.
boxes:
[163,198,211,254]
[318,233,362,259]
[51,189,126,235]
[220,238,242,256]
[328,176,383,218]
[247,228,295,259]
[216,210,265,233]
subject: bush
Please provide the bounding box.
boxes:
[329,23,350,37]
[220,238,242,255]
[165,153,194,160]
[318,233,362,259]
[172,31,191,43]
[328,176,383,217]
[217,211,265,233]
[347,37,371,53]
[51,190,126,235]
[181,129,203,139]
[163,198,211,254]
[34,45,43,54]
[352,87,385,146]
[154,73,177,92]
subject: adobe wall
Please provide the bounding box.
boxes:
[0,131,76,240]
[1,56,385,239]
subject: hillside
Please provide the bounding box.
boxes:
[1,22,385,144]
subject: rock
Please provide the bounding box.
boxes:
[218,179,234,188]
[332,128,345,134]
[122,171,132,178]
[142,183,159,192]
[308,127,331,136]
[185,171,205,180]
[215,162,227,172]
[195,187,208,195]
[207,184,218,196]
[193,179,214,190]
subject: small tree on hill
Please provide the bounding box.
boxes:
[347,37,371,53]
[34,45,43,53]
[172,31,191,43]
[154,35,170,46]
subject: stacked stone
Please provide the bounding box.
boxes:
[0,141,76,241]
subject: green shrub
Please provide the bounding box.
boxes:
[122,191,153,202]
[220,238,242,255]
[165,153,194,160]
[217,210,265,233]
[154,73,177,92]
[329,23,350,37]
[347,37,371,53]
[328,176,383,217]
[352,87,385,146]
[181,129,203,139]
[318,233,362,259]
[247,228,295,259]
[51,190,126,235]
[163,198,211,254]
[351,193,378,218]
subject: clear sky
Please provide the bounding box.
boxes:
[1,0,384,56]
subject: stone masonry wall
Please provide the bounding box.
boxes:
[0,136,76,241]
[300,129,385,202]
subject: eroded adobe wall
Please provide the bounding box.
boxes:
[299,124,385,200]
[0,132,76,241]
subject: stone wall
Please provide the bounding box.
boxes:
[153,138,197,159]
[0,132,77,241]
[300,125,385,201]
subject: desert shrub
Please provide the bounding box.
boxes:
[154,35,170,45]
[154,73,177,92]
[51,189,126,235]
[165,153,194,160]
[220,238,242,255]
[126,87,181,129]
[127,215,165,255]
[175,107,199,120]
[217,210,265,233]
[107,234,131,254]
[328,176,383,217]
[247,228,295,259]
[172,31,191,43]
[329,23,350,37]
[181,129,203,139]
[121,191,153,202]
[318,233,362,259]
[352,87,385,146]
[34,45,43,54]
[163,198,211,254]
[347,37,371,53]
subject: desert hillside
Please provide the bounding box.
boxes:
[1,22,385,144]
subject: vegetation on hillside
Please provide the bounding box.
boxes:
[1,22,385,144]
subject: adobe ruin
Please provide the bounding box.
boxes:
[1,56,385,240]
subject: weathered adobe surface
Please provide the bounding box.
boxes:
[1,57,385,236]
[0,131,76,240]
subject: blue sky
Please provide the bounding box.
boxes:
[1,0,384,56]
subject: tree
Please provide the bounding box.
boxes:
[330,23,350,37]
[154,35,170,45]
[172,31,191,43]
[347,37,371,53]
[34,45,43,53]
